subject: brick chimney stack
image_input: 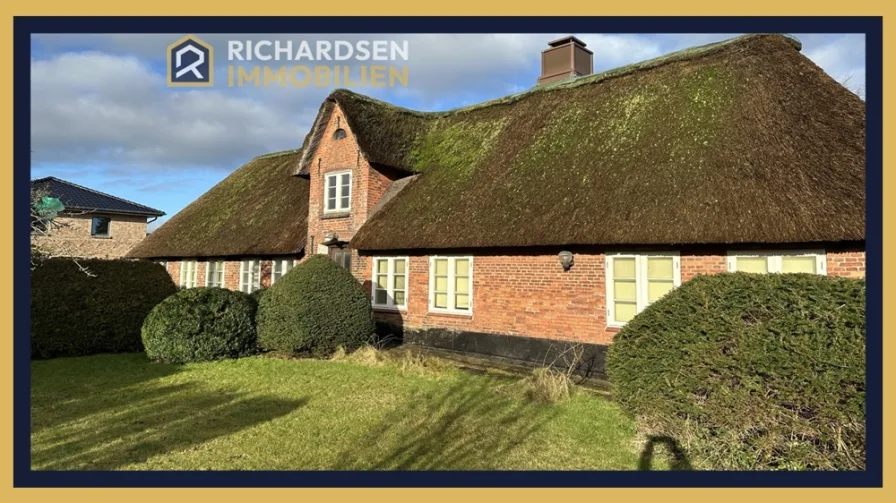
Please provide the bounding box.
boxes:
[537,36,593,85]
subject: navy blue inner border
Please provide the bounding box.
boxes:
[13,16,883,488]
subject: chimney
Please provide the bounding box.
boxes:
[537,36,593,85]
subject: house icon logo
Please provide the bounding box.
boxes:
[167,35,213,87]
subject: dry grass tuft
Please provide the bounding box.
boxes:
[523,367,573,403]
[330,345,386,367]
[397,351,455,377]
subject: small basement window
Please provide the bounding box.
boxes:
[727,250,826,275]
[91,216,111,237]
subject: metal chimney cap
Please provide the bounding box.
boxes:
[547,36,588,48]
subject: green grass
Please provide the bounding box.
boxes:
[31,353,659,470]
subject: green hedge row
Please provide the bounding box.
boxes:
[31,258,177,358]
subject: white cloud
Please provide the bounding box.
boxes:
[31,51,313,169]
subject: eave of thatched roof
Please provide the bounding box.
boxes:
[127,149,308,259]
[315,33,865,251]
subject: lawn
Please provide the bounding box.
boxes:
[31,352,659,470]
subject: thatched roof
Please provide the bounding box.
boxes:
[300,34,864,251]
[127,149,308,259]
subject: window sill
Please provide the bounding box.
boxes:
[321,212,350,220]
[373,306,407,313]
[91,235,112,239]
[426,309,473,318]
[606,323,625,330]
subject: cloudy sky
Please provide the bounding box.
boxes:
[30,33,865,230]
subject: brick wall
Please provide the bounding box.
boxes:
[363,246,866,345]
[32,213,149,259]
[827,250,866,278]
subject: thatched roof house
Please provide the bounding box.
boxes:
[129,33,865,360]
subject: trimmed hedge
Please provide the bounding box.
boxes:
[607,272,865,470]
[257,255,375,357]
[142,287,258,363]
[31,258,177,358]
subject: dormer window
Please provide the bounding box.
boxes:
[324,170,352,213]
[333,128,347,140]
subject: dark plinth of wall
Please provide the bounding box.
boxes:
[377,323,608,378]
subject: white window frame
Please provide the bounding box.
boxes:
[428,256,474,315]
[605,252,681,328]
[726,250,826,275]
[239,259,262,293]
[179,260,198,288]
[205,260,225,287]
[271,258,295,285]
[371,257,409,311]
[323,170,352,213]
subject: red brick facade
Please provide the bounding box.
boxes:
[161,103,866,346]
[163,257,303,291]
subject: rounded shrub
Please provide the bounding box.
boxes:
[607,272,865,470]
[257,255,375,357]
[141,287,258,363]
[31,258,177,358]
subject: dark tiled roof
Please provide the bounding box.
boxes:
[31,177,165,217]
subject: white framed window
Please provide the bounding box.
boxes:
[206,261,225,287]
[372,257,409,310]
[271,259,295,284]
[429,256,472,315]
[606,252,681,327]
[727,250,826,275]
[324,170,352,213]
[239,259,262,293]
[179,260,198,288]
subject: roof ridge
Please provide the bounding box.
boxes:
[331,33,801,118]
[31,176,164,214]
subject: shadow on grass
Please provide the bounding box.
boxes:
[332,375,557,470]
[31,356,306,470]
[638,435,693,471]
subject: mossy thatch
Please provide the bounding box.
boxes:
[127,149,308,258]
[297,34,864,251]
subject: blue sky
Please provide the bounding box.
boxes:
[30,33,865,231]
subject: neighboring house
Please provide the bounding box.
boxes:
[128,34,866,368]
[127,150,309,292]
[31,177,165,259]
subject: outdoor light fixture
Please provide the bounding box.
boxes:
[558,251,574,271]
[323,232,339,245]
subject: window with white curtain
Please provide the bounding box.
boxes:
[206,261,225,287]
[727,250,826,275]
[179,260,198,288]
[372,257,408,309]
[239,259,261,293]
[429,257,472,314]
[606,253,681,327]
[271,259,295,284]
